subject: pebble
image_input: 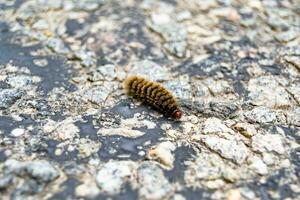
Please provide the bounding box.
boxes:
[287,82,300,104]
[204,79,233,96]
[202,117,235,135]
[0,175,13,189]
[33,59,48,67]
[163,41,187,58]
[43,118,79,141]
[252,133,285,154]
[98,128,145,138]
[76,138,101,158]
[129,60,169,81]
[148,20,187,57]
[209,102,239,119]
[249,157,268,175]
[6,75,38,88]
[247,76,291,108]
[226,189,243,200]
[244,107,277,124]
[163,78,192,102]
[46,38,69,54]
[74,49,96,67]
[185,153,227,182]
[82,84,114,105]
[275,29,299,42]
[32,19,49,30]
[4,159,59,183]
[286,107,300,126]
[147,141,176,169]
[96,161,137,195]
[97,64,116,81]
[202,136,250,164]
[75,181,100,198]
[11,128,26,137]
[0,89,23,109]
[232,123,257,138]
[137,162,173,199]
[25,160,59,182]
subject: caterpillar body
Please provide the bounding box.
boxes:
[124,75,182,120]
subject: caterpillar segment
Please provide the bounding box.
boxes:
[124,75,182,119]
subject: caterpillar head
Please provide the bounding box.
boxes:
[172,110,182,120]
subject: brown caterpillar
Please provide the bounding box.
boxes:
[124,75,182,120]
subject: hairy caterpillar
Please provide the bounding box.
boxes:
[124,75,182,120]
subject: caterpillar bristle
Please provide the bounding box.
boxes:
[124,75,182,120]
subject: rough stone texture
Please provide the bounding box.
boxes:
[96,161,137,195]
[202,136,250,164]
[137,162,173,199]
[0,89,23,109]
[247,76,292,108]
[0,0,300,199]
[252,133,285,155]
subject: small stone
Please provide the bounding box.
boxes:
[171,194,186,200]
[25,160,59,182]
[151,12,171,25]
[97,64,116,81]
[74,49,96,67]
[129,60,169,81]
[204,79,233,96]
[75,177,100,198]
[148,21,187,57]
[202,117,235,135]
[96,161,137,195]
[33,59,48,67]
[226,189,243,200]
[3,159,26,174]
[185,153,229,182]
[163,41,187,58]
[77,138,101,158]
[193,80,210,97]
[232,123,257,138]
[202,136,250,164]
[275,30,299,42]
[0,89,23,109]
[282,54,300,71]
[147,141,176,169]
[149,22,186,42]
[262,153,276,165]
[287,82,300,105]
[0,175,13,189]
[244,107,277,124]
[82,85,113,105]
[6,75,38,88]
[32,19,49,30]
[138,162,173,199]
[209,102,239,119]
[205,179,225,189]
[4,159,59,183]
[286,107,300,127]
[44,118,79,141]
[99,128,145,138]
[11,128,26,137]
[46,38,69,54]
[240,187,256,199]
[252,133,285,154]
[247,76,291,108]
[163,78,192,102]
[176,11,192,21]
[249,157,268,175]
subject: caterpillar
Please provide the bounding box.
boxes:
[124,75,182,120]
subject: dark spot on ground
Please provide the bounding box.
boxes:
[49,178,79,200]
